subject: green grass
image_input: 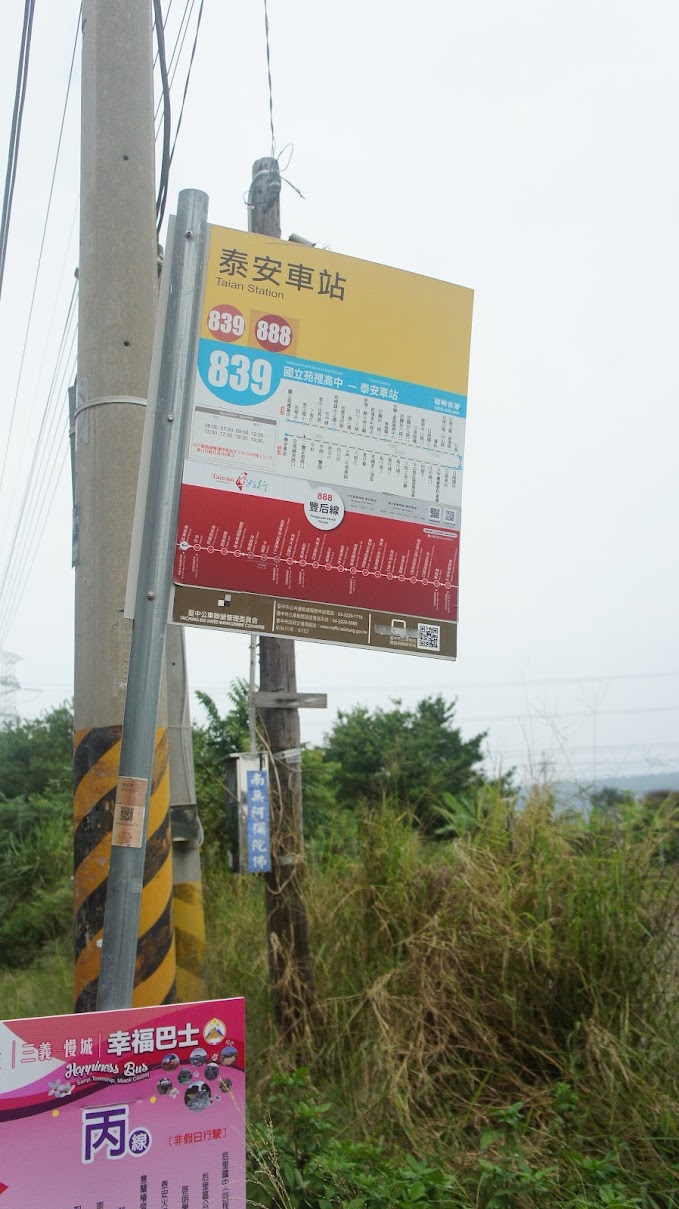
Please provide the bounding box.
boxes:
[2,785,678,1206]
[0,938,72,1020]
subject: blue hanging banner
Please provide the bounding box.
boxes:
[246,768,271,873]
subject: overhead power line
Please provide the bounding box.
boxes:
[0,0,206,647]
[0,282,77,644]
[153,0,171,230]
[154,0,206,179]
[153,0,176,65]
[0,7,81,509]
[263,0,276,157]
[0,0,36,304]
[154,0,206,226]
[154,0,196,130]
[457,704,679,725]
[496,738,679,758]
[318,670,679,693]
[168,1,205,169]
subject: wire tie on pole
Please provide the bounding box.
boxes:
[74,395,147,416]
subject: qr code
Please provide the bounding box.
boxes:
[118,806,135,823]
[417,623,441,651]
[428,505,441,521]
[444,508,457,525]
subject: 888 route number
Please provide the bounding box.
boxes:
[206,304,245,342]
[254,313,294,353]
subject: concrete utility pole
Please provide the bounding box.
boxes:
[248,157,314,1041]
[74,0,175,1011]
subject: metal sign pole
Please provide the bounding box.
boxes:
[97,188,209,1012]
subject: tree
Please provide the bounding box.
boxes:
[0,704,73,802]
[588,787,632,820]
[0,703,74,967]
[322,695,487,833]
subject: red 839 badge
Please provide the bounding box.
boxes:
[206,304,246,342]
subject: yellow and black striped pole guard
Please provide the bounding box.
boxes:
[73,725,176,1011]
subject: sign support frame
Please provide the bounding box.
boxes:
[96,188,209,1012]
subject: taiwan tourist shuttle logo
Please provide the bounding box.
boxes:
[203,1018,227,1046]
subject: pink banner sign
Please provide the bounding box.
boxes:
[0,997,245,1208]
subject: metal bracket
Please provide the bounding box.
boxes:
[170,803,204,847]
[253,691,327,710]
[273,747,302,763]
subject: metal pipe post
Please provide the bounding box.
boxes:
[97,189,209,1011]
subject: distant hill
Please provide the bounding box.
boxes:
[520,771,679,812]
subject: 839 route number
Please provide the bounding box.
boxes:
[207,350,272,396]
[206,304,245,341]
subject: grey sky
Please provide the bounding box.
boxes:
[1,0,677,784]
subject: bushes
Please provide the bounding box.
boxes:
[0,703,74,970]
[321,697,488,834]
[249,1069,463,1207]
[0,705,72,801]
[0,796,72,968]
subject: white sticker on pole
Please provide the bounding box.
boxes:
[304,487,344,531]
[111,776,148,848]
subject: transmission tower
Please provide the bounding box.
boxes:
[0,650,20,726]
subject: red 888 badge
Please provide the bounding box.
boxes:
[206,303,246,342]
[254,313,295,353]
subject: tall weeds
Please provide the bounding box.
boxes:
[2,781,677,1204]
[237,787,679,1201]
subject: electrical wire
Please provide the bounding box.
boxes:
[319,670,679,693]
[457,704,679,725]
[0,206,76,609]
[152,0,206,218]
[0,8,81,510]
[498,739,679,757]
[263,0,276,157]
[0,0,36,304]
[0,433,72,648]
[196,669,679,695]
[0,284,78,644]
[155,0,197,129]
[0,4,80,646]
[0,440,71,650]
[168,0,205,168]
[153,0,176,67]
[153,0,172,231]
[0,0,206,644]
[0,325,76,646]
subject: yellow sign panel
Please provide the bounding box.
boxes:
[201,226,473,395]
